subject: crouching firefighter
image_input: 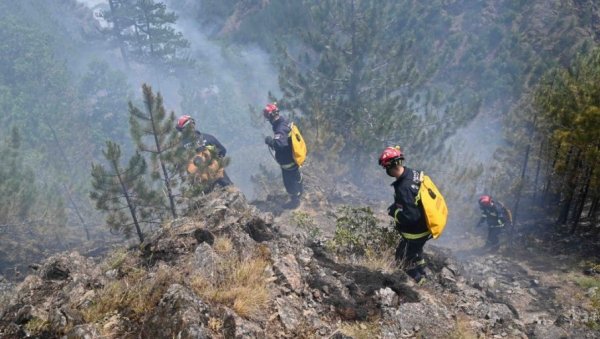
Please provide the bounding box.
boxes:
[263,103,303,209]
[477,195,512,248]
[176,115,233,188]
[379,146,430,285]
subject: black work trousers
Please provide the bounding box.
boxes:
[281,165,303,198]
[395,236,429,278]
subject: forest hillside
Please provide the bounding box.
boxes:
[0,0,599,337]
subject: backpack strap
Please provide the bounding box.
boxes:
[415,171,425,205]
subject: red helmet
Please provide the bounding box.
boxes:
[478,195,493,207]
[263,103,279,119]
[176,115,194,131]
[378,146,404,168]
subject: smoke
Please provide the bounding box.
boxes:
[76,0,282,199]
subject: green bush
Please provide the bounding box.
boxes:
[327,206,399,259]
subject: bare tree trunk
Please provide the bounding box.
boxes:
[510,143,530,245]
[532,140,544,202]
[570,165,593,234]
[143,85,178,219]
[110,158,144,243]
[543,144,561,205]
[557,149,580,225]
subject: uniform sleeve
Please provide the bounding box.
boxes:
[393,185,422,226]
[202,133,227,157]
[272,125,290,150]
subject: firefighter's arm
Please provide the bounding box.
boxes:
[476,215,485,227]
[392,187,422,226]
[206,134,227,157]
[271,132,289,150]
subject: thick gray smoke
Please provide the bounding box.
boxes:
[77,0,281,198]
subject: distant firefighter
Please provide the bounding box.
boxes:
[476,195,512,248]
[176,115,233,188]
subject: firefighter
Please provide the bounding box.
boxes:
[176,115,233,187]
[263,103,303,209]
[477,195,512,248]
[379,146,430,284]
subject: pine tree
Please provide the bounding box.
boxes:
[274,0,477,174]
[103,0,192,72]
[531,48,600,230]
[129,83,180,218]
[90,141,161,242]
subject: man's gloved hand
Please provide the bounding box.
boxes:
[265,136,274,147]
[387,203,399,218]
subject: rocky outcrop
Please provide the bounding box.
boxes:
[0,188,597,338]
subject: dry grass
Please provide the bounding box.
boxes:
[449,314,477,339]
[355,249,397,273]
[83,265,181,324]
[208,317,223,333]
[23,317,50,335]
[338,318,381,339]
[213,236,234,254]
[104,248,129,271]
[189,246,271,319]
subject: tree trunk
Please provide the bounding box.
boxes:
[557,149,580,225]
[543,143,562,205]
[112,159,144,243]
[510,143,530,245]
[570,165,593,234]
[532,140,544,202]
[144,86,178,219]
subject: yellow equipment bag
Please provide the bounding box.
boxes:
[288,122,307,167]
[186,147,224,183]
[416,172,448,239]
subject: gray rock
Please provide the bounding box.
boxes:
[273,254,303,293]
[222,308,264,338]
[142,284,211,337]
[530,323,569,338]
[276,296,303,332]
[63,324,100,339]
[194,242,219,277]
[376,287,398,308]
[15,305,33,324]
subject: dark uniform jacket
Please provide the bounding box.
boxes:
[270,116,295,167]
[390,167,430,238]
[182,130,227,158]
[479,201,510,228]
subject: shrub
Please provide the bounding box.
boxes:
[291,211,321,239]
[327,206,400,263]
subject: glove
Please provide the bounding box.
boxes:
[265,136,274,147]
[387,203,399,218]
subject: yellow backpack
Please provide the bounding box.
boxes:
[416,172,448,239]
[288,123,307,166]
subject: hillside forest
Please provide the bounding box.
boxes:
[0,0,598,303]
